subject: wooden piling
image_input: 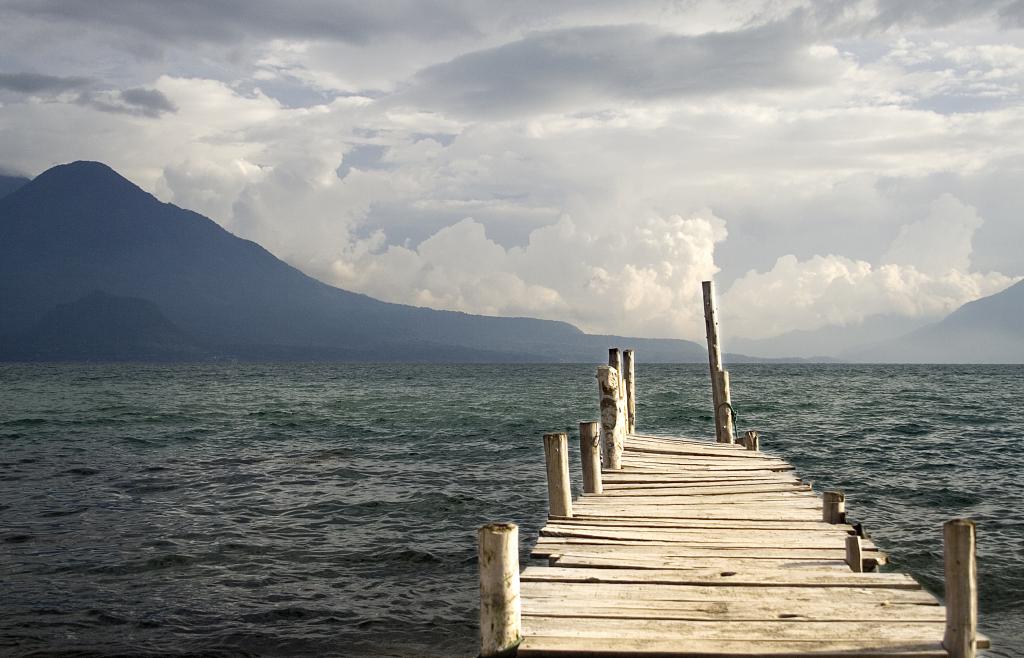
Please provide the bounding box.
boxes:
[741,430,760,451]
[597,366,626,470]
[579,421,602,494]
[608,348,622,383]
[714,369,735,444]
[543,432,572,518]
[845,535,863,572]
[702,281,723,411]
[943,518,977,658]
[823,491,846,524]
[478,522,521,657]
[622,349,636,434]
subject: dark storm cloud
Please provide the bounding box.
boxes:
[399,19,830,118]
[77,87,177,118]
[0,72,92,93]
[4,0,476,45]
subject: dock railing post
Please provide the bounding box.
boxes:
[579,421,603,494]
[823,491,846,524]
[597,366,625,469]
[543,432,572,518]
[714,369,735,443]
[478,522,522,657]
[943,518,978,658]
[623,349,636,434]
[741,430,759,451]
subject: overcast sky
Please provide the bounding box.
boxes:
[1,0,1022,340]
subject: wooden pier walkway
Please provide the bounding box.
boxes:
[475,282,986,658]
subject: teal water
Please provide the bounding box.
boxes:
[1,363,1021,656]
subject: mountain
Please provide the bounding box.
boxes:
[2,291,210,361]
[0,161,706,362]
[728,314,932,360]
[0,174,29,200]
[846,280,1024,363]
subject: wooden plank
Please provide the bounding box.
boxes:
[541,524,857,541]
[531,542,873,561]
[563,508,825,521]
[521,598,945,622]
[519,581,939,604]
[517,635,950,657]
[522,616,946,640]
[520,567,920,589]
[548,517,852,531]
[550,554,851,571]
[586,484,811,497]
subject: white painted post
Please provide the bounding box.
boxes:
[579,421,603,494]
[478,522,521,657]
[943,518,977,658]
[597,365,625,470]
[623,349,636,434]
[543,432,572,518]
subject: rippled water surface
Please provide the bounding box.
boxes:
[1,363,1021,656]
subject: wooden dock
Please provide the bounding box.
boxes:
[476,282,986,658]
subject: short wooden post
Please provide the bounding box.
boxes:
[943,518,977,658]
[742,430,759,451]
[702,281,724,429]
[579,421,602,494]
[823,491,846,524]
[622,349,636,434]
[543,432,572,518]
[714,369,734,443]
[478,522,522,657]
[597,365,625,470]
[845,534,863,572]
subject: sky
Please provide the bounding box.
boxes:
[1,0,1022,342]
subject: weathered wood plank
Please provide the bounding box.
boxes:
[520,566,920,589]
[520,581,938,604]
[531,542,875,561]
[517,635,950,657]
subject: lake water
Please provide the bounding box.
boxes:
[1,363,1021,656]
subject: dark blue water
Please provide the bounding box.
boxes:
[1,363,1020,656]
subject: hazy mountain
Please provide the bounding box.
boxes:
[729,314,932,360]
[846,280,1024,363]
[0,174,29,200]
[2,291,210,361]
[0,161,706,362]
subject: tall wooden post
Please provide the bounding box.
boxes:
[623,349,636,434]
[714,369,734,443]
[597,365,625,470]
[478,522,522,657]
[943,519,977,658]
[543,432,572,518]
[703,281,732,442]
[579,421,603,494]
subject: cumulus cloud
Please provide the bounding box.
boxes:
[722,193,1018,338]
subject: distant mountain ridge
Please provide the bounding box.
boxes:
[846,279,1024,363]
[0,161,707,362]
